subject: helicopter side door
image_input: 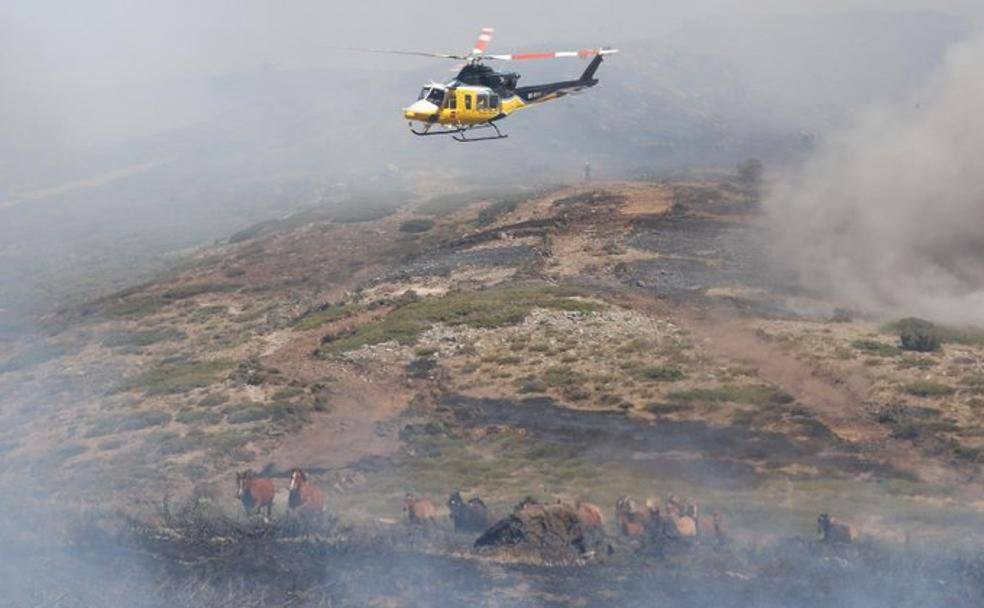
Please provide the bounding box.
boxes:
[475,91,500,120]
[452,88,495,125]
[440,89,460,125]
[461,90,478,124]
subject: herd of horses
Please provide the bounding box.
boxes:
[235,469,858,544]
[415,492,725,544]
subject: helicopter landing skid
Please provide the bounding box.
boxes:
[409,122,508,142]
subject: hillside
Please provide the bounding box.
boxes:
[1,176,983,606]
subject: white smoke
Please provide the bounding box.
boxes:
[765,33,984,324]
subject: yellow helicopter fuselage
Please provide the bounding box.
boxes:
[404,86,526,126]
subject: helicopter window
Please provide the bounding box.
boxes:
[490,95,500,109]
[425,88,445,105]
[447,93,457,110]
[464,94,472,110]
[476,94,488,110]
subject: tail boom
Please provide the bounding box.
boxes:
[513,55,606,105]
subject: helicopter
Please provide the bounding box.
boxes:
[355,28,618,142]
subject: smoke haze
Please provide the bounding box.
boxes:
[765,33,984,323]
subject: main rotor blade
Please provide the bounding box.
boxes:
[471,27,495,56]
[483,48,619,61]
[346,47,467,60]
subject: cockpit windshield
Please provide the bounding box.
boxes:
[418,87,445,105]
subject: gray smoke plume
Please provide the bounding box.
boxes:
[765,33,984,324]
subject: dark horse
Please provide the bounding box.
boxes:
[448,490,493,533]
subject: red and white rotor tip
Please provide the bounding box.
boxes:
[472,27,495,55]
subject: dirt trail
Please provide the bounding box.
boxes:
[261,331,408,473]
[266,375,405,471]
[682,307,876,442]
[686,307,973,486]
[618,293,965,486]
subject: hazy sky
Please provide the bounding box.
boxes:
[3,0,982,148]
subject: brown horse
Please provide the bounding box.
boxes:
[615,496,658,537]
[575,500,605,531]
[404,492,437,525]
[662,498,697,541]
[236,470,275,520]
[288,468,326,513]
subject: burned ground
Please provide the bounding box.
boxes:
[439,394,910,487]
[7,496,982,608]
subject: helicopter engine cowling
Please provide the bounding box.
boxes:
[501,73,520,90]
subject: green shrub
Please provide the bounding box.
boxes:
[198,393,230,407]
[293,303,360,331]
[617,338,653,355]
[175,409,223,425]
[270,386,305,401]
[884,317,984,347]
[226,405,271,424]
[482,353,523,365]
[268,402,313,425]
[102,328,187,348]
[85,410,171,437]
[631,366,685,382]
[153,431,203,456]
[98,438,124,451]
[852,339,900,357]
[515,377,547,393]
[904,381,955,398]
[646,402,690,415]
[668,385,790,405]
[85,417,121,438]
[541,365,586,387]
[898,357,937,369]
[118,410,172,432]
[188,305,228,322]
[117,359,234,395]
[890,317,941,352]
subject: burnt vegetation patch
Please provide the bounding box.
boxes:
[399,218,436,233]
[23,497,982,608]
[551,190,627,207]
[438,394,904,485]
